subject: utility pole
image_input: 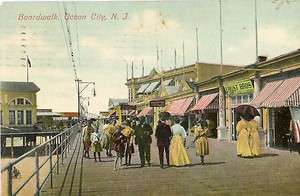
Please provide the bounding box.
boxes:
[254,0,259,62]
[131,60,134,79]
[174,49,177,69]
[182,42,185,67]
[156,46,159,70]
[219,0,223,75]
[26,55,29,82]
[75,79,96,121]
[142,59,144,77]
[196,27,199,63]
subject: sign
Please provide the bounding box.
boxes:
[150,99,165,107]
[120,103,136,110]
[224,79,254,96]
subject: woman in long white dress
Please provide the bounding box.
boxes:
[170,118,191,166]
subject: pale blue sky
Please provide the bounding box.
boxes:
[0,0,299,113]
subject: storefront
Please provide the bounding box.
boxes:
[137,106,154,125]
[190,92,219,138]
[224,79,254,141]
[165,97,194,130]
[251,76,300,148]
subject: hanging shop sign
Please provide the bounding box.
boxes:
[150,99,165,107]
[224,79,254,96]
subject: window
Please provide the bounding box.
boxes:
[25,99,31,105]
[237,96,242,104]
[9,100,16,105]
[17,98,24,105]
[17,110,24,125]
[9,111,15,125]
[26,110,32,125]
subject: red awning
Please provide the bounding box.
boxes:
[190,93,218,112]
[260,76,300,108]
[250,80,283,108]
[166,97,194,116]
[137,107,153,117]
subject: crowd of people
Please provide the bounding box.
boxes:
[81,107,263,170]
[81,111,210,170]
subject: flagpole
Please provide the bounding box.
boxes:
[26,55,29,82]
[196,27,199,63]
[254,0,258,62]
[219,0,223,75]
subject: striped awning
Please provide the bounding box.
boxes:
[137,107,153,117]
[250,80,283,108]
[165,97,194,116]
[128,110,136,116]
[190,93,219,112]
[260,76,300,108]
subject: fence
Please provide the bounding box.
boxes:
[1,125,80,196]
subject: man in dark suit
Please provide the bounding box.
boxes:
[155,112,172,169]
[134,117,153,167]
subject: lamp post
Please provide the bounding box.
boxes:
[75,79,96,121]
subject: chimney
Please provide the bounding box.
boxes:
[257,56,267,63]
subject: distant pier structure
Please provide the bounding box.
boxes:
[1,126,59,158]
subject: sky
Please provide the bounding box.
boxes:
[0,0,299,114]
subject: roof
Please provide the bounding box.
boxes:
[0,81,40,92]
[37,112,62,117]
[165,86,179,95]
[137,83,150,94]
[144,81,160,94]
[108,98,128,108]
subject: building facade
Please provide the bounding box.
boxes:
[0,81,40,128]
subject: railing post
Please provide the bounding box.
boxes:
[56,137,59,174]
[64,132,67,159]
[48,141,53,188]
[7,164,13,196]
[35,151,40,196]
[61,135,64,165]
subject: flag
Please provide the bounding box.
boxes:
[26,56,31,67]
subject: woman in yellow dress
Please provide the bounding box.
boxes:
[236,116,260,157]
[249,119,260,156]
[193,121,209,165]
[122,122,135,166]
[170,118,191,166]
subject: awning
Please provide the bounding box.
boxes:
[190,93,219,112]
[250,80,283,108]
[166,97,194,116]
[137,107,154,117]
[260,76,300,108]
[144,81,160,94]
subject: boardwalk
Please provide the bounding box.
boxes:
[41,135,300,196]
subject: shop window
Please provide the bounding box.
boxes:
[17,110,24,125]
[232,96,237,105]
[237,96,242,104]
[249,94,253,102]
[242,95,248,103]
[9,110,15,125]
[26,110,32,125]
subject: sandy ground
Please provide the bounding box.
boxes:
[1,155,57,196]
